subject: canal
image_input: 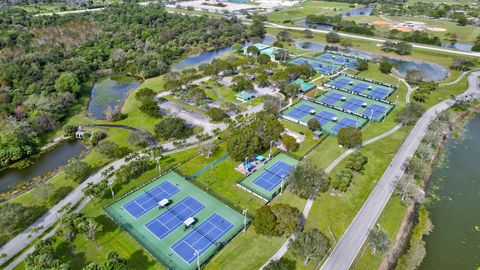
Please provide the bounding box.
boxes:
[420,114,480,270]
[0,140,85,193]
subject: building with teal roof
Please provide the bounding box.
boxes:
[292,78,317,93]
[235,90,255,102]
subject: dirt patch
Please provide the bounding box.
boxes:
[392,27,413,32]
[373,20,393,26]
[426,27,447,32]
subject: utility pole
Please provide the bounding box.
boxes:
[243,209,248,232]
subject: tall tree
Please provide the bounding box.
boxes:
[290,229,330,262]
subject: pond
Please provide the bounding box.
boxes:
[420,114,480,270]
[293,40,375,59]
[172,35,275,70]
[443,42,473,52]
[382,57,449,82]
[342,6,373,16]
[87,75,140,119]
[294,41,325,52]
[0,140,85,193]
[295,21,335,31]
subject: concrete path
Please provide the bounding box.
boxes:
[262,72,480,269]
[320,71,480,270]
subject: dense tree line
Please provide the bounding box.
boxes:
[0,4,258,168]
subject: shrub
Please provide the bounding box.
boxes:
[154,117,193,139]
[326,31,341,43]
[337,127,362,148]
[379,61,393,74]
[63,125,78,138]
[331,168,353,191]
[139,99,161,118]
[135,88,155,101]
[206,107,228,121]
[282,134,298,152]
[307,118,321,131]
[356,59,369,71]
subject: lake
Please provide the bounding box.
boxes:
[443,42,473,52]
[342,6,373,16]
[87,75,140,119]
[382,57,449,82]
[0,140,85,193]
[295,21,335,31]
[420,114,480,270]
[172,35,275,70]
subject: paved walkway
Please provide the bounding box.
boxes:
[262,72,480,269]
[321,71,480,270]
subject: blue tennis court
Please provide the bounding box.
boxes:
[123,181,180,218]
[342,98,364,111]
[290,59,308,65]
[332,78,350,88]
[171,213,234,264]
[314,110,337,126]
[145,196,205,239]
[252,161,294,192]
[332,119,358,133]
[363,104,387,118]
[319,66,337,74]
[332,118,359,133]
[369,87,389,99]
[286,104,315,120]
[321,92,344,105]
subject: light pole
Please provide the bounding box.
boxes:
[242,209,248,232]
[269,140,274,160]
[369,108,373,124]
[280,174,285,194]
[194,249,200,270]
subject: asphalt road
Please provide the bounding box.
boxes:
[266,23,480,58]
[320,71,480,270]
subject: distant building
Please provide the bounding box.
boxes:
[292,78,317,93]
[235,90,255,102]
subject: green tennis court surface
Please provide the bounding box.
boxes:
[238,153,299,201]
[314,52,362,69]
[327,74,396,100]
[289,57,343,75]
[281,100,368,136]
[316,89,394,122]
[105,171,244,270]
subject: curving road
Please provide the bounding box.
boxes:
[265,23,480,58]
[320,71,480,270]
[262,71,480,269]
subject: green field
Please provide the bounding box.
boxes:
[105,171,245,270]
[267,1,354,22]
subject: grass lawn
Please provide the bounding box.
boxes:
[13,147,201,270]
[278,126,410,269]
[266,27,478,69]
[267,1,355,23]
[279,119,322,159]
[353,196,407,270]
[205,189,306,270]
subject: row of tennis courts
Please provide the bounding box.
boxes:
[281,99,368,136]
[105,172,244,270]
[325,74,397,101]
[316,89,394,122]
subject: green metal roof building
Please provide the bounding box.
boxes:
[292,79,317,93]
[235,90,255,102]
